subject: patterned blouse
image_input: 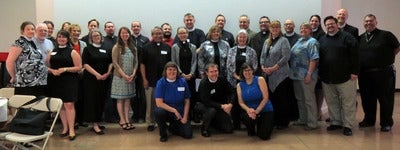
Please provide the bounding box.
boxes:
[12,36,47,87]
[226,46,258,86]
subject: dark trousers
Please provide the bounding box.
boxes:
[154,108,192,138]
[242,111,274,140]
[287,79,299,121]
[104,76,119,122]
[359,66,395,127]
[269,78,291,127]
[196,103,233,133]
[132,74,146,121]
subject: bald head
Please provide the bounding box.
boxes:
[336,8,349,26]
[36,23,49,40]
[284,19,295,34]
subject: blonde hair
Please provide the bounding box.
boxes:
[266,20,282,52]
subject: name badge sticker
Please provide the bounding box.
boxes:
[210,89,215,94]
[51,52,57,55]
[161,50,167,55]
[99,49,106,53]
[177,87,185,91]
[241,52,247,56]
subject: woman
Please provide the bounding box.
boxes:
[289,23,320,130]
[198,25,230,78]
[237,63,273,140]
[226,29,258,87]
[82,30,112,135]
[6,21,47,96]
[171,27,197,121]
[61,22,71,31]
[154,62,192,142]
[309,14,325,120]
[111,27,137,130]
[260,20,291,130]
[68,24,88,128]
[47,30,82,140]
[309,15,325,41]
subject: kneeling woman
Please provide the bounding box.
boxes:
[237,63,274,140]
[154,62,192,142]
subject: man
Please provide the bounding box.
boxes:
[283,19,300,47]
[161,23,174,47]
[239,14,257,42]
[249,16,270,76]
[34,23,54,62]
[215,14,235,47]
[197,63,234,137]
[43,20,56,46]
[358,14,400,132]
[140,27,171,132]
[131,21,150,50]
[318,16,358,136]
[102,21,117,51]
[336,8,359,39]
[131,21,150,123]
[173,13,206,48]
[81,19,100,45]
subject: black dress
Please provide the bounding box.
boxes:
[82,45,112,122]
[48,47,79,102]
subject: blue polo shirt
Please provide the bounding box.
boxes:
[155,77,191,116]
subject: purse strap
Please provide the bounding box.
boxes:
[20,96,52,111]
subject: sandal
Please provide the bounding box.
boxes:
[126,123,135,130]
[119,123,132,130]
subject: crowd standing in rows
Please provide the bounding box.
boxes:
[5,8,400,143]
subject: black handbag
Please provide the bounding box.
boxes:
[8,96,51,135]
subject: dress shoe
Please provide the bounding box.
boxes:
[99,125,106,130]
[69,135,76,141]
[381,126,392,132]
[343,127,352,136]
[201,129,210,137]
[91,128,105,135]
[147,125,155,132]
[59,131,68,137]
[326,125,343,131]
[160,136,168,142]
[359,121,374,128]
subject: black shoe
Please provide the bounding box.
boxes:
[247,130,255,136]
[201,129,210,137]
[276,125,288,130]
[59,130,68,137]
[69,135,76,141]
[147,125,155,132]
[325,118,331,122]
[91,128,105,135]
[359,121,374,128]
[381,126,392,132]
[78,122,88,127]
[343,127,352,136]
[99,125,106,130]
[327,125,343,131]
[160,136,168,142]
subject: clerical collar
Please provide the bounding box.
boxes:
[338,23,346,29]
[59,45,67,48]
[211,39,219,43]
[93,43,101,48]
[208,77,217,83]
[285,32,295,37]
[312,28,318,32]
[262,31,267,35]
[187,27,195,32]
[327,30,339,36]
[237,45,246,49]
[166,78,176,82]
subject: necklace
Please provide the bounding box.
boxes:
[365,33,374,42]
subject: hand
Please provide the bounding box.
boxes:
[9,77,14,84]
[123,74,133,82]
[247,108,257,120]
[143,79,149,89]
[222,104,232,114]
[350,74,358,80]
[304,74,312,84]
[180,117,188,124]
[95,74,103,80]
[173,109,182,120]
[263,67,273,75]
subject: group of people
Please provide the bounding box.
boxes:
[5,8,399,143]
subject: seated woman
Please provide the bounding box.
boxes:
[154,62,192,142]
[237,63,274,140]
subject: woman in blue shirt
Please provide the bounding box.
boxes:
[154,62,192,142]
[237,63,274,140]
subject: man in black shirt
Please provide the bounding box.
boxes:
[103,21,117,51]
[336,8,359,40]
[196,63,234,137]
[319,16,358,136]
[249,16,270,76]
[358,14,400,132]
[215,14,235,47]
[141,27,171,132]
[283,19,300,47]
[173,13,206,48]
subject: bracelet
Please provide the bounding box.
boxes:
[307,71,312,75]
[63,68,67,72]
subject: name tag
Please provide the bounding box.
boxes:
[161,50,167,55]
[99,49,106,53]
[51,52,57,55]
[210,89,215,94]
[241,52,246,56]
[177,87,185,91]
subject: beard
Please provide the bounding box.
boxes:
[163,33,171,39]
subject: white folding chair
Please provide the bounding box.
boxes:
[0,88,14,150]
[5,95,62,150]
